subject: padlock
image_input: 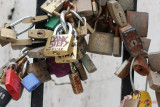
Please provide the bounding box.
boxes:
[77,37,87,60]
[55,28,77,63]
[148,52,160,72]
[0,27,17,42]
[22,15,48,23]
[91,0,98,15]
[141,37,151,52]
[113,26,122,57]
[44,22,73,56]
[118,0,134,11]
[148,70,160,92]
[69,63,83,94]
[87,31,114,55]
[119,24,143,56]
[20,60,41,92]
[72,0,93,17]
[80,54,97,73]
[115,57,132,79]
[27,60,51,83]
[41,0,65,14]
[107,1,127,27]
[28,29,53,39]
[0,86,12,107]
[11,39,32,49]
[46,57,70,77]
[74,61,88,81]
[76,17,87,37]
[133,55,150,76]
[5,62,21,100]
[45,15,60,30]
[127,11,149,37]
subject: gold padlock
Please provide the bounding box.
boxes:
[76,17,87,37]
[44,22,73,56]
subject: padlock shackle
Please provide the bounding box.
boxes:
[19,60,29,79]
[72,28,77,40]
[78,17,87,27]
[19,47,30,56]
[10,16,34,36]
[7,62,17,71]
[60,10,68,33]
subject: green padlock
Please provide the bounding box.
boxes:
[45,15,60,30]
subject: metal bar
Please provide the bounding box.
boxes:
[31,0,47,107]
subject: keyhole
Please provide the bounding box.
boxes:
[139,68,143,72]
[37,30,45,37]
[131,40,137,47]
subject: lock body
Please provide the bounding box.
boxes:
[21,73,40,92]
[88,32,114,55]
[76,26,87,37]
[118,0,134,11]
[45,16,60,30]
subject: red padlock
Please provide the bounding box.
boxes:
[5,62,21,100]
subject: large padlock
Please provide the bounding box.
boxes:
[118,0,134,11]
[69,63,83,94]
[20,60,40,92]
[80,54,97,73]
[148,52,160,72]
[28,29,53,39]
[44,22,73,56]
[107,1,127,27]
[127,11,149,37]
[119,24,143,56]
[148,70,160,92]
[55,28,78,63]
[27,60,51,83]
[87,31,114,55]
[72,0,93,17]
[74,61,88,81]
[0,86,12,107]
[5,62,21,100]
[76,17,87,37]
[46,57,70,77]
[45,15,60,30]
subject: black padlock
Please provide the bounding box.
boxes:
[0,86,12,107]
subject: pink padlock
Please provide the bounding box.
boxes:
[46,57,71,77]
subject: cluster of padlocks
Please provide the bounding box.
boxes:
[0,0,159,107]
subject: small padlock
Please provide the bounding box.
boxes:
[80,54,97,73]
[20,60,41,92]
[74,61,88,81]
[69,63,83,94]
[133,55,150,76]
[148,52,160,72]
[119,24,143,56]
[0,86,12,107]
[118,0,134,11]
[148,70,160,92]
[127,11,149,37]
[55,28,78,63]
[46,57,70,78]
[28,29,53,39]
[115,57,132,79]
[45,15,60,30]
[107,1,127,27]
[5,62,21,100]
[44,22,73,56]
[27,60,51,83]
[76,17,87,37]
[77,37,87,60]
[141,37,151,52]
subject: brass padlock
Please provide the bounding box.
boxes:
[69,63,83,94]
[22,15,48,23]
[141,37,151,52]
[77,37,87,60]
[115,57,132,79]
[127,11,149,37]
[107,1,127,27]
[74,61,88,81]
[148,52,160,71]
[119,24,143,56]
[44,22,73,56]
[80,54,97,73]
[28,29,53,39]
[118,0,134,11]
[76,17,87,37]
[55,28,78,63]
[11,39,32,49]
[148,70,160,92]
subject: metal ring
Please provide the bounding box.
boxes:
[19,47,29,56]
[22,60,29,77]
[72,28,77,40]
[70,9,82,21]
[60,10,68,33]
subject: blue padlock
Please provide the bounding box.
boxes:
[19,60,40,92]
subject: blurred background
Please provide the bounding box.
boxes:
[0,0,159,107]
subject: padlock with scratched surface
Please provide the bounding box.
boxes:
[45,15,60,30]
[107,0,127,27]
[76,17,87,37]
[80,54,97,73]
[28,29,53,39]
[119,24,143,56]
[118,0,134,11]
[69,63,83,94]
[44,22,73,56]
[127,11,149,37]
[77,37,87,60]
[55,28,77,63]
